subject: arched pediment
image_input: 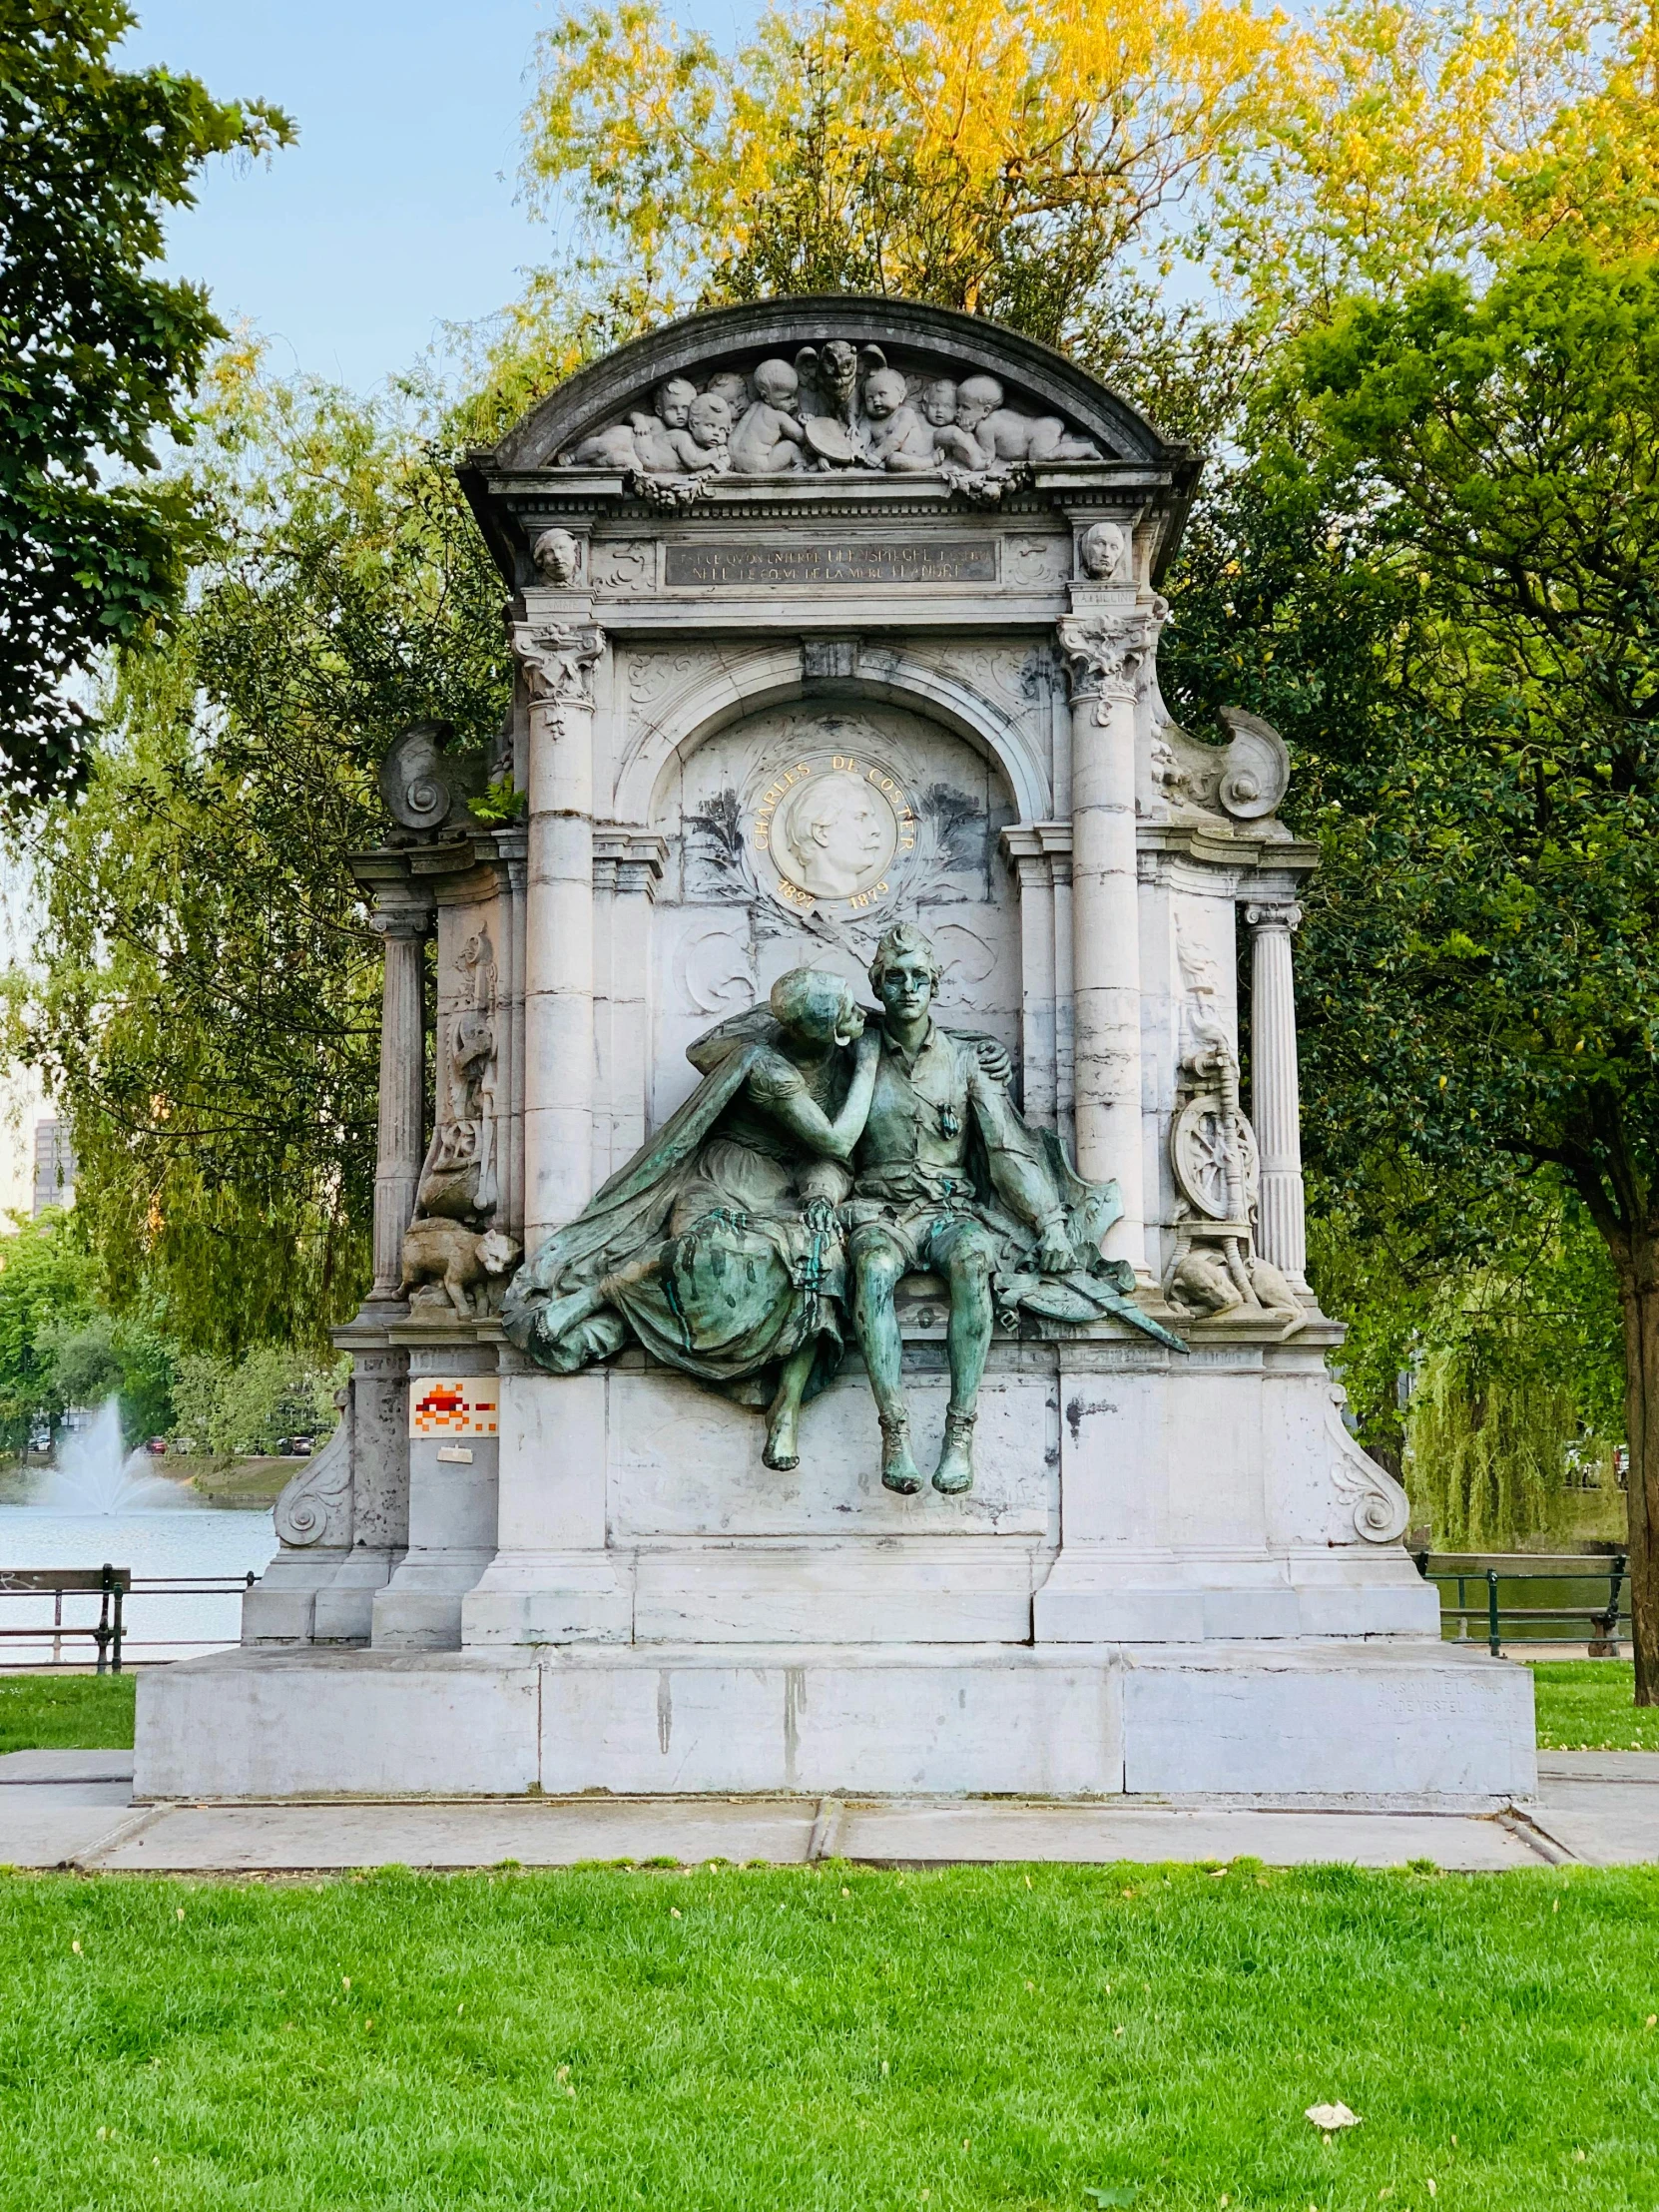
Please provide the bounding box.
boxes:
[490,295,1188,488]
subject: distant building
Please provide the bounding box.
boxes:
[32,1119,74,1214]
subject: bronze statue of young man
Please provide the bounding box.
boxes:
[845,922,1092,1496]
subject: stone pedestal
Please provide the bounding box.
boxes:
[137,1641,1535,1809]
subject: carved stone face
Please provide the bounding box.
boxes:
[531,528,580,586]
[778,773,888,897]
[687,393,732,448]
[656,378,697,428]
[705,371,749,413]
[955,375,1003,429]
[921,379,958,426]
[752,359,799,409]
[1080,522,1126,580]
[863,368,907,419]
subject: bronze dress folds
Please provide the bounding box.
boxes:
[502,1008,846,1407]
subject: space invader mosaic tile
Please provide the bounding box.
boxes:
[409,1378,499,1437]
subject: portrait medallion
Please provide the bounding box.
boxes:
[749,737,917,912]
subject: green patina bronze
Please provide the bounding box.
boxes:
[503,924,1184,1494]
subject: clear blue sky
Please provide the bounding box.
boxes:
[119,1,753,393]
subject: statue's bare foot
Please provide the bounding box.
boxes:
[879,1414,922,1495]
[763,1404,800,1471]
[932,1411,976,1494]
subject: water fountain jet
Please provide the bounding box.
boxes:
[40,1400,193,1514]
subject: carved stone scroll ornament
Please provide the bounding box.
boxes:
[556,342,1104,496]
[1327,1390,1411,1542]
[378,722,484,841]
[1144,704,1294,831]
[272,1394,352,1549]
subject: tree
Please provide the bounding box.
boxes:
[5,358,512,1352]
[522,0,1297,349]
[1168,246,1659,1697]
[0,0,291,802]
[0,1210,95,1447]
[519,0,1659,419]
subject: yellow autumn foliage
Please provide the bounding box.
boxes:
[523,0,1299,334]
[518,0,1659,349]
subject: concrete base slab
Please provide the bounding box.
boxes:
[4,1754,1657,1871]
[135,1639,1537,1808]
[0,1788,148,1868]
[0,1749,135,1785]
[1525,1752,1659,1866]
[102,1797,821,1873]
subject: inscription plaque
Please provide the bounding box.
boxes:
[665,541,996,588]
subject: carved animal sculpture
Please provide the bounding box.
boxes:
[398,1222,523,1319]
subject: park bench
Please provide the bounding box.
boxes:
[1413,1552,1629,1657]
[0,1565,129,1670]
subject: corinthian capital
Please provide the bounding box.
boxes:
[513,619,604,710]
[1057,598,1168,709]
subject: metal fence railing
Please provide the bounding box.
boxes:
[1413,1552,1629,1657]
[0,1567,256,1671]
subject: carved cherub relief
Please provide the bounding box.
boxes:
[728,358,808,474]
[953,375,1102,468]
[557,339,1110,489]
[570,377,732,488]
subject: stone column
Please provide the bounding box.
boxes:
[1057,606,1160,1272]
[514,618,604,1249]
[999,827,1058,1129]
[1246,900,1309,1287]
[366,903,430,1303]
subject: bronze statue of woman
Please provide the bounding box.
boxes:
[503,968,878,1469]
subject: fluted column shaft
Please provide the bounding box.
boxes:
[1247,900,1308,1284]
[1058,608,1157,1272]
[368,908,430,1301]
[515,619,604,1249]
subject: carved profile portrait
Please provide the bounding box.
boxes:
[774,771,895,899]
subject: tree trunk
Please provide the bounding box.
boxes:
[1617,1224,1659,1705]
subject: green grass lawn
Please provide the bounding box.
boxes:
[1529,1661,1659,1751]
[0,1672,135,1753]
[0,1861,1655,2211]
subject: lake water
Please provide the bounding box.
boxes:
[0,1464,275,1664]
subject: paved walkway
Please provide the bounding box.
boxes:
[3,1749,1656,1872]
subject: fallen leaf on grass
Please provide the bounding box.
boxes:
[1083,2189,1138,2207]
[1306,2103,1362,2131]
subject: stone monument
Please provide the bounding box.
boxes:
[138,297,1533,1806]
